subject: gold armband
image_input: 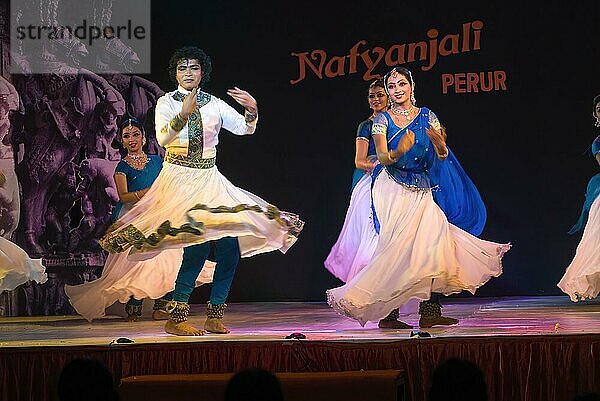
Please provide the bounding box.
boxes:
[169,113,188,132]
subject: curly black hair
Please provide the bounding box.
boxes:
[168,46,212,87]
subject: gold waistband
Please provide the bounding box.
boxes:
[164,152,216,169]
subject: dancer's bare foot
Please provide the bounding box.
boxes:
[419,315,459,328]
[378,319,412,329]
[152,309,169,320]
[204,318,230,334]
[165,320,205,336]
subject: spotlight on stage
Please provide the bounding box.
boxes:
[409,331,431,338]
[285,332,306,340]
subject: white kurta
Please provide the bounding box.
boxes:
[100,87,303,260]
[66,198,215,322]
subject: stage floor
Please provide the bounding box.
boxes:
[1,295,599,347]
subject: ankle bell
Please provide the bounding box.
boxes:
[206,302,226,319]
[165,301,190,323]
[153,298,169,312]
[419,300,442,318]
[125,304,142,317]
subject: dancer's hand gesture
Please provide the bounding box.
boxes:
[180,87,198,119]
[395,130,415,156]
[227,87,257,115]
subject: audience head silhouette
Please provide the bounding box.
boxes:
[58,358,118,401]
[225,368,283,401]
[428,358,487,401]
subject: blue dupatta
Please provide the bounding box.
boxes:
[370,107,487,236]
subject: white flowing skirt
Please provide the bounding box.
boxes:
[0,236,47,292]
[327,172,510,325]
[324,174,378,282]
[558,195,600,301]
[101,163,303,260]
[64,250,214,322]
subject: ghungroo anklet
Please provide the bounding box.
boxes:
[125,304,142,318]
[206,302,226,319]
[153,298,169,312]
[165,301,190,323]
[419,300,442,318]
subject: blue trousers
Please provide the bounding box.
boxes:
[168,237,240,305]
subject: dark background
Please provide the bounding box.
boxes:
[141,1,599,301]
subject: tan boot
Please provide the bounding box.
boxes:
[418,300,458,328]
[378,309,412,329]
[164,301,205,336]
[204,303,230,334]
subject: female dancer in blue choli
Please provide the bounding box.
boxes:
[327,67,510,328]
[325,80,384,284]
[65,118,213,322]
[325,80,412,329]
[558,96,600,301]
[350,83,381,192]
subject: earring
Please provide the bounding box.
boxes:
[142,137,147,146]
[410,92,416,106]
[595,116,600,128]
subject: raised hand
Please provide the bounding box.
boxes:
[396,130,415,156]
[426,126,448,159]
[227,87,257,114]
[180,87,198,119]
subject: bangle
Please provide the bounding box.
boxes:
[245,110,257,123]
[437,146,448,158]
[134,191,141,201]
[388,151,398,163]
[169,113,188,132]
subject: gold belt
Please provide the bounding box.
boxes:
[164,152,216,169]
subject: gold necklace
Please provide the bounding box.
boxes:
[391,105,414,120]
[125,153,148,169]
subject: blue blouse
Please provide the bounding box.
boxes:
[112,154,163,221]
[569,135,600,234]
[350,119,377,191]
[371,107,487,236]
[372,109,437,190]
